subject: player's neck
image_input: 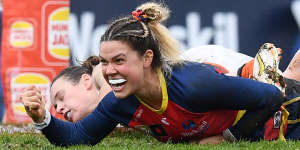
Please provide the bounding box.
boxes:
[136,70,162,110]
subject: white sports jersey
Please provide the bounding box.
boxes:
[181,45,253,73]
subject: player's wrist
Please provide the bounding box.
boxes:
[33,110,51,130]
[32,112,45,123]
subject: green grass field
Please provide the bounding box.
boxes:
[1,129,300,150]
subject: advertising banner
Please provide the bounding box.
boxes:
[2,0,69,123]
[69,0,298,70]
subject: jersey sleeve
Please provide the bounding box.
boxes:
[170,63,285,141]
[41,99,119,146]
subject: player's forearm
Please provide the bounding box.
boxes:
[41,116,100,146]
[40,105,118,146]
[211,75,285,141]
[227,85,284,141]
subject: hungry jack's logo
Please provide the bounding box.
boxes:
[11,73,51,115]
[10,21,34,48]
[48,7,70,60]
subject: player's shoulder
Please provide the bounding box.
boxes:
[169,62,219,93]
[172,61,217,76]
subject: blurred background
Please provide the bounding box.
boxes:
[0,0,299,124]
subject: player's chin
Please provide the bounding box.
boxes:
[113,91,130,99]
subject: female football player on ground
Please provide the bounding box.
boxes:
[21,2,287,146]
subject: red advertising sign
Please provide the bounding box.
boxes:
[2,0,69,123]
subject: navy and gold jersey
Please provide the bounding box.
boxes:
[42,62,284,146]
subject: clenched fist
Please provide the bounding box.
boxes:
[20,85,46,123]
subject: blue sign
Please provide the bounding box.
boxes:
[70,0,298,70]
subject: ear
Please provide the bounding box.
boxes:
[143,49,154,68]
[81,74,93,90]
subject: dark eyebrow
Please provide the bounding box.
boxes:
[112,54,126,59]
[99,54,126,60]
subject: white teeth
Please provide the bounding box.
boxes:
[109,79,127,85]
[67,111,70,118]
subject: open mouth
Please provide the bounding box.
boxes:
[109,78,127,91]
[64,110,72,122]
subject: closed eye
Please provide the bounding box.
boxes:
[55,91,65,102]
[53,90,64,110]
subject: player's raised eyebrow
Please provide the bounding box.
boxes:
[99,53,126,61]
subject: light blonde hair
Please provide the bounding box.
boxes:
[138,2,184,75]
[81,56,102,90]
